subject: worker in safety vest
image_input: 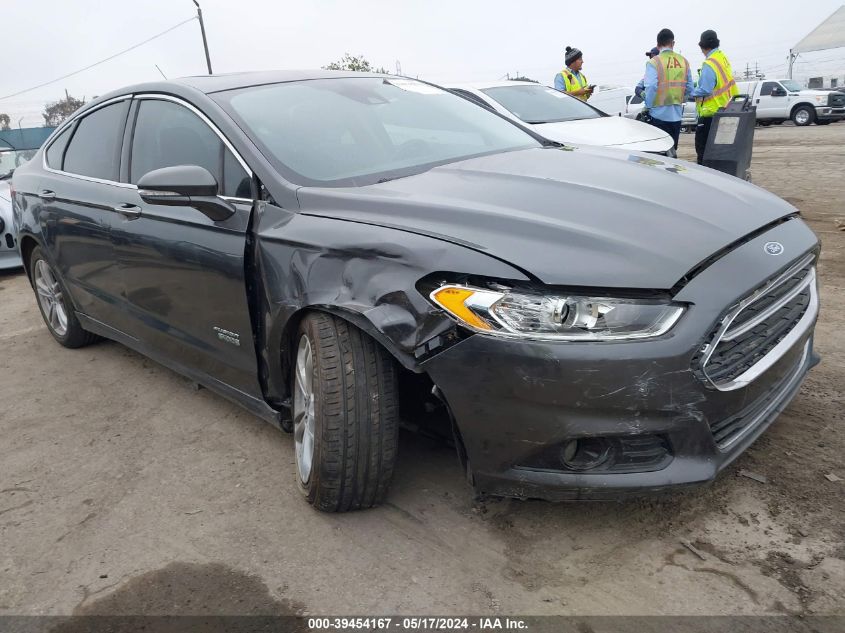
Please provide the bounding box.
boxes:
[634,47,660,100]
[691,29,739,164]
[554,46,593,101]
[643,28,694,151]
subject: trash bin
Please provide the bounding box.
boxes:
[702,97,756,180]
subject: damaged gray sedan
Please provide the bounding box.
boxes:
[12,71,819,511]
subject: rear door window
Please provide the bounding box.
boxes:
[129,99,249,197]
[62,100,130,181]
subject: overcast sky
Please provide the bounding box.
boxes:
[3,0,844,126]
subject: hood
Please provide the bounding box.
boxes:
[532,116,673,152]
[296,146,797,289]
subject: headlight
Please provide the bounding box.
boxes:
[815,96,825,104]
[429,285,684,341]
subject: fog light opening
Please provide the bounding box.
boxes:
[560,438,613,471]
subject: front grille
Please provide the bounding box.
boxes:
[830,93,845,108]
[698,253,816,389]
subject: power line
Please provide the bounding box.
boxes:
[0,16,197,102]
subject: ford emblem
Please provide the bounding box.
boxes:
[764,242,784,256]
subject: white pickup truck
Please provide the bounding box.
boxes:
[736,79,845,126]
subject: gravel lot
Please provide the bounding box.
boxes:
[1,123,843,618]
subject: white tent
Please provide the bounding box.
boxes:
[789,5,845,77]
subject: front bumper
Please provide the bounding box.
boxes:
[815,106,845,121]
[421,218,820,500]
[0,245,22,270]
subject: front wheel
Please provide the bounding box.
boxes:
[792,106,815,126]
[292,312,399,512]
[29,246,99,348]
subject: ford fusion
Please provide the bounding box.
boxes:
[12,71,819,511]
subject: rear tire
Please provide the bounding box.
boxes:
[292,312,399,512]
[29,246,99,348]
[816,120,831,125]
[791,106,815,126]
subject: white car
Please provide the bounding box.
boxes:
[0,179,21,270]
[0,147,27,270]
[447,81,673,154]
[624,94,699,132]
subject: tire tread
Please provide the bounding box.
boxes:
[298,312,398,512]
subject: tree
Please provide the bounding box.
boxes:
[0,114,10,131]
[323,53,389,74]
[509,75,538,83]
[42,93,86,127]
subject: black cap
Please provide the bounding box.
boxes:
[565,46,583,65]
[699,29,720,49]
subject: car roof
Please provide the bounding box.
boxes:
[444,81,544,90]
[72,70,400,121]
[173,69,391,94]
[86,70,394,107]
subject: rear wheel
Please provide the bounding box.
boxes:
[292,312,399,512]
[792,106,815,126]
[816,120,832,125]
[29,246,99,348]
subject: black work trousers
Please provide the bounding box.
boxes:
[649,118,682,151]
[695,116,714,165]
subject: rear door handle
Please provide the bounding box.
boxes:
[114,204,142,220]
[39,190,56,201]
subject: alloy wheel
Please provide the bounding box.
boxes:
[795,110,810,125]
[34,259,68,337]
[293,334,316,484]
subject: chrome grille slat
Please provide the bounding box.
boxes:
[722,270,812,340]
[698,253,817,392]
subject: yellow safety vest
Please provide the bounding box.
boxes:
[559,68,590,100]
[649,50,689,106]
[696,50,738,118]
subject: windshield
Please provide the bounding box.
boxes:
[781,80,803,92]
[214,77,540,186]
[0,148,36,179]
[480,84,602,124]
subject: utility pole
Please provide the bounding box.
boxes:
[192,0,213,75]
[787,49,798,80]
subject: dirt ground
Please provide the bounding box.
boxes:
[0,123,843,618]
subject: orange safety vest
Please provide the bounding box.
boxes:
[649,50,689,106]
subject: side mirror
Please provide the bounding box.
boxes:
[771,87,786,97]
[137,165,236,222]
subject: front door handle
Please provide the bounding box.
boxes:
[114,204,142,220]
[39,190,56,201]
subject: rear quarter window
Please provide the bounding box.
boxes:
[45,125,74,170]
[62,100,130,181]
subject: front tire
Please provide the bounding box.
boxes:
[29,246,99,348]
[792,106,815,126]
[292,312,399,512]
